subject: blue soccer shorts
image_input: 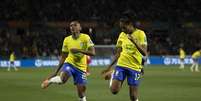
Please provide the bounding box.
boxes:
[192,58,199,63]
[61,63,87,85]
[112,66,141,86]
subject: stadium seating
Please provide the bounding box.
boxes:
[0,0,201,58]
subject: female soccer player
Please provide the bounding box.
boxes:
[179,47,186,69]
[102,14,147,101]
[190,49,201,72]
[41,20,95,101]
[8,51,18,71]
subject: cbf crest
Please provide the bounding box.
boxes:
[80,42,87,49]
[80,42,84,47]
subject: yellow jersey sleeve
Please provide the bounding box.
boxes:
[138,30,147,46]
[116,32,123,48]
[62,37,69,53]
[86,35,94,48]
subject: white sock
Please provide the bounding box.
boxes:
[49,76,62,84]
[109,71,114,88]
[136,99,139,101]
[79,96,86,101]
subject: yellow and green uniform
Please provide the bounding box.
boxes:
[179,48,186,59]
[9,53,15,62]
[62,33,94,72]
[192,50,201,59]
[116,28,147,72]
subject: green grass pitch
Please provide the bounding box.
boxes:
[0,65,201,101]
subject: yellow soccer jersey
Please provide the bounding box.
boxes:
[62,33,94,72]
[116,28,147,72]
[9,53,15,62]
[192,50,201,59]
[179,48,185,59]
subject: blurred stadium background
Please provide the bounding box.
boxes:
[0,0,201,101]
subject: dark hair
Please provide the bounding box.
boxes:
[119,17,131,24]
[70,19,80,24]
[120,10,136,24]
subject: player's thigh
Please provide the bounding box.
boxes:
[60,63,73,82]
[59,71,71,83]
[111,66,126,90]
[127,69,141,86]
[72,68,87,85]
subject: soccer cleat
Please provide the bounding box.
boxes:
[41,79,50,89]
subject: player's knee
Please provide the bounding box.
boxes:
[60,77,67,84]
[110,88,119,95]
[60,72,70,83]
[111,90,118,95]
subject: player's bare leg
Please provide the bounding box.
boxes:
[195,63,200,72]
[110,80,123,95]
[86,67,90,76]
[129,86,139,101]
[41,71,69,89]
[190,63,195,72]
[7,66,11,71]
[13,65,18,71]
[179,59,184,69]
[8,62,12,71]
[12,62,18,71]
[76,85,87,101]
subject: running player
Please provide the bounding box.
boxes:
[190,49,201,72]
[8,51,18,71]
[179,47,186,69]
[102,13,147,101]
[41,20,95,101]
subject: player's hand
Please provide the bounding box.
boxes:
[101,68,113,80]
[101,68,111,75]
[102,70,113,80]
[70,48,81,54]
[141,68,144,75]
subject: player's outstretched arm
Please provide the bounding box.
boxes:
[48,52,68,79]
[127,34,147,56]
[70,46,95,56]
[101,47,122,78]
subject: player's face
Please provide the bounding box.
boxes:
[119,21,132,34]
[70,21,81,34]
